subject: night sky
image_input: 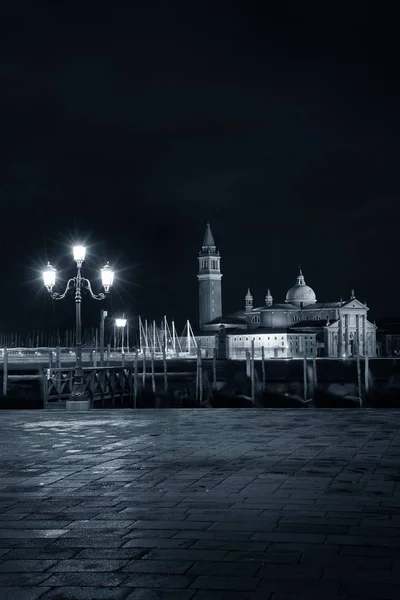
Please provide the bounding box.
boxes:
[1,2,399,334]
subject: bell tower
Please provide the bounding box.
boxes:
[198,222,222,329]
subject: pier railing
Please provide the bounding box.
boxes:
[43,366,133,408]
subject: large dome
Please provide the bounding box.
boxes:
[285,269,316,307]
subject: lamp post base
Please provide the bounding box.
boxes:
[68,367,90,411]
[66,400,91,411]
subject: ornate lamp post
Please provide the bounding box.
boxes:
[43,245,114,411]
[115,315,127,355]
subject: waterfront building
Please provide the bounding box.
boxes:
[196,223,377,359]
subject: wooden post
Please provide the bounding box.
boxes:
[303,354,308,401]
[364,354,369,396]
[3,348,8,397]
[92,349,97,368]
[106,343,110,367]
[312,356,317,389]
[49,350,53,370]
[196,344,203,407]
[212,347,217,389]
[150,351,156,394]
[357,353,362,406]
[100,310,106,367]
[246,350,251,378]
[251,339,255,406]
[56,346,61,369]
[134,348,138,409]
[261,345,266,391]
[142,348,146,386]
[162,345,168,393]
[199,345,203,407]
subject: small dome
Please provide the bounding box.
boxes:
[285,269,316,307]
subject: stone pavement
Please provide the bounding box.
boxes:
[0,409,399,600]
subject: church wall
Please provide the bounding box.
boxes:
[226,332,316,359]
[260,310,294,328]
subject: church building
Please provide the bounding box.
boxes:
[196,222,377,359]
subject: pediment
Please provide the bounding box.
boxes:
[340,299,367,310]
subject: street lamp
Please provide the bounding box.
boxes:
[43,245,114,411]
[115,315,127,355]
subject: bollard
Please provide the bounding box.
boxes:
[212,347,217,389]
[251,339,255,406]
[2,347,8,397]
[312,356,317,389]
[142,348,146,387]
[364,354,369,396]
[357,353,362,406]
[246,350,251,378]
[196,344,203,407]
[162,345,168,393]
[150,351,156,395]
[134,348,138,409]
[261,345,266,391]
[303,354,308,401]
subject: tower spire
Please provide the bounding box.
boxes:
[198,222,222,329]
[203,222,216,248]
[245,287,253,313]
[265,288,273,307]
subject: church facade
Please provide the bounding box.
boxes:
[196,223,377,359]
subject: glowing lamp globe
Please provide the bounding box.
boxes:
[73,245,86,264]
[101,262,114,291]
[43,262,57,289]
[115,317,127,328]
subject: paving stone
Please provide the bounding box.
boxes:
[0,587,51,600]
[190,592,266,600]
[0,573,52,586]
[0,529,68,539]
[258,564,322,579]
[122,574,195,588]
[339,581,400,599]
[250,532,326,543]
[48,559,130,572]
[270,595,346,600]
[142,549,228,561]
[186,561,260,577]
[122,559,193,574]
[189,575,260,590]
[123,538,195,549]
[39,588,131,599]
[125,591,195,600]
[323,566,400,583]
[40,572,130,587]
[129,520,212,530]
[223,551,300,563]
[75,548,146,560]
[173,530,254,540]
[256,576,341,593]
[4,548,80,560]
[49,537,126,549]
[0,559,58,572]
[190,540,267,551]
